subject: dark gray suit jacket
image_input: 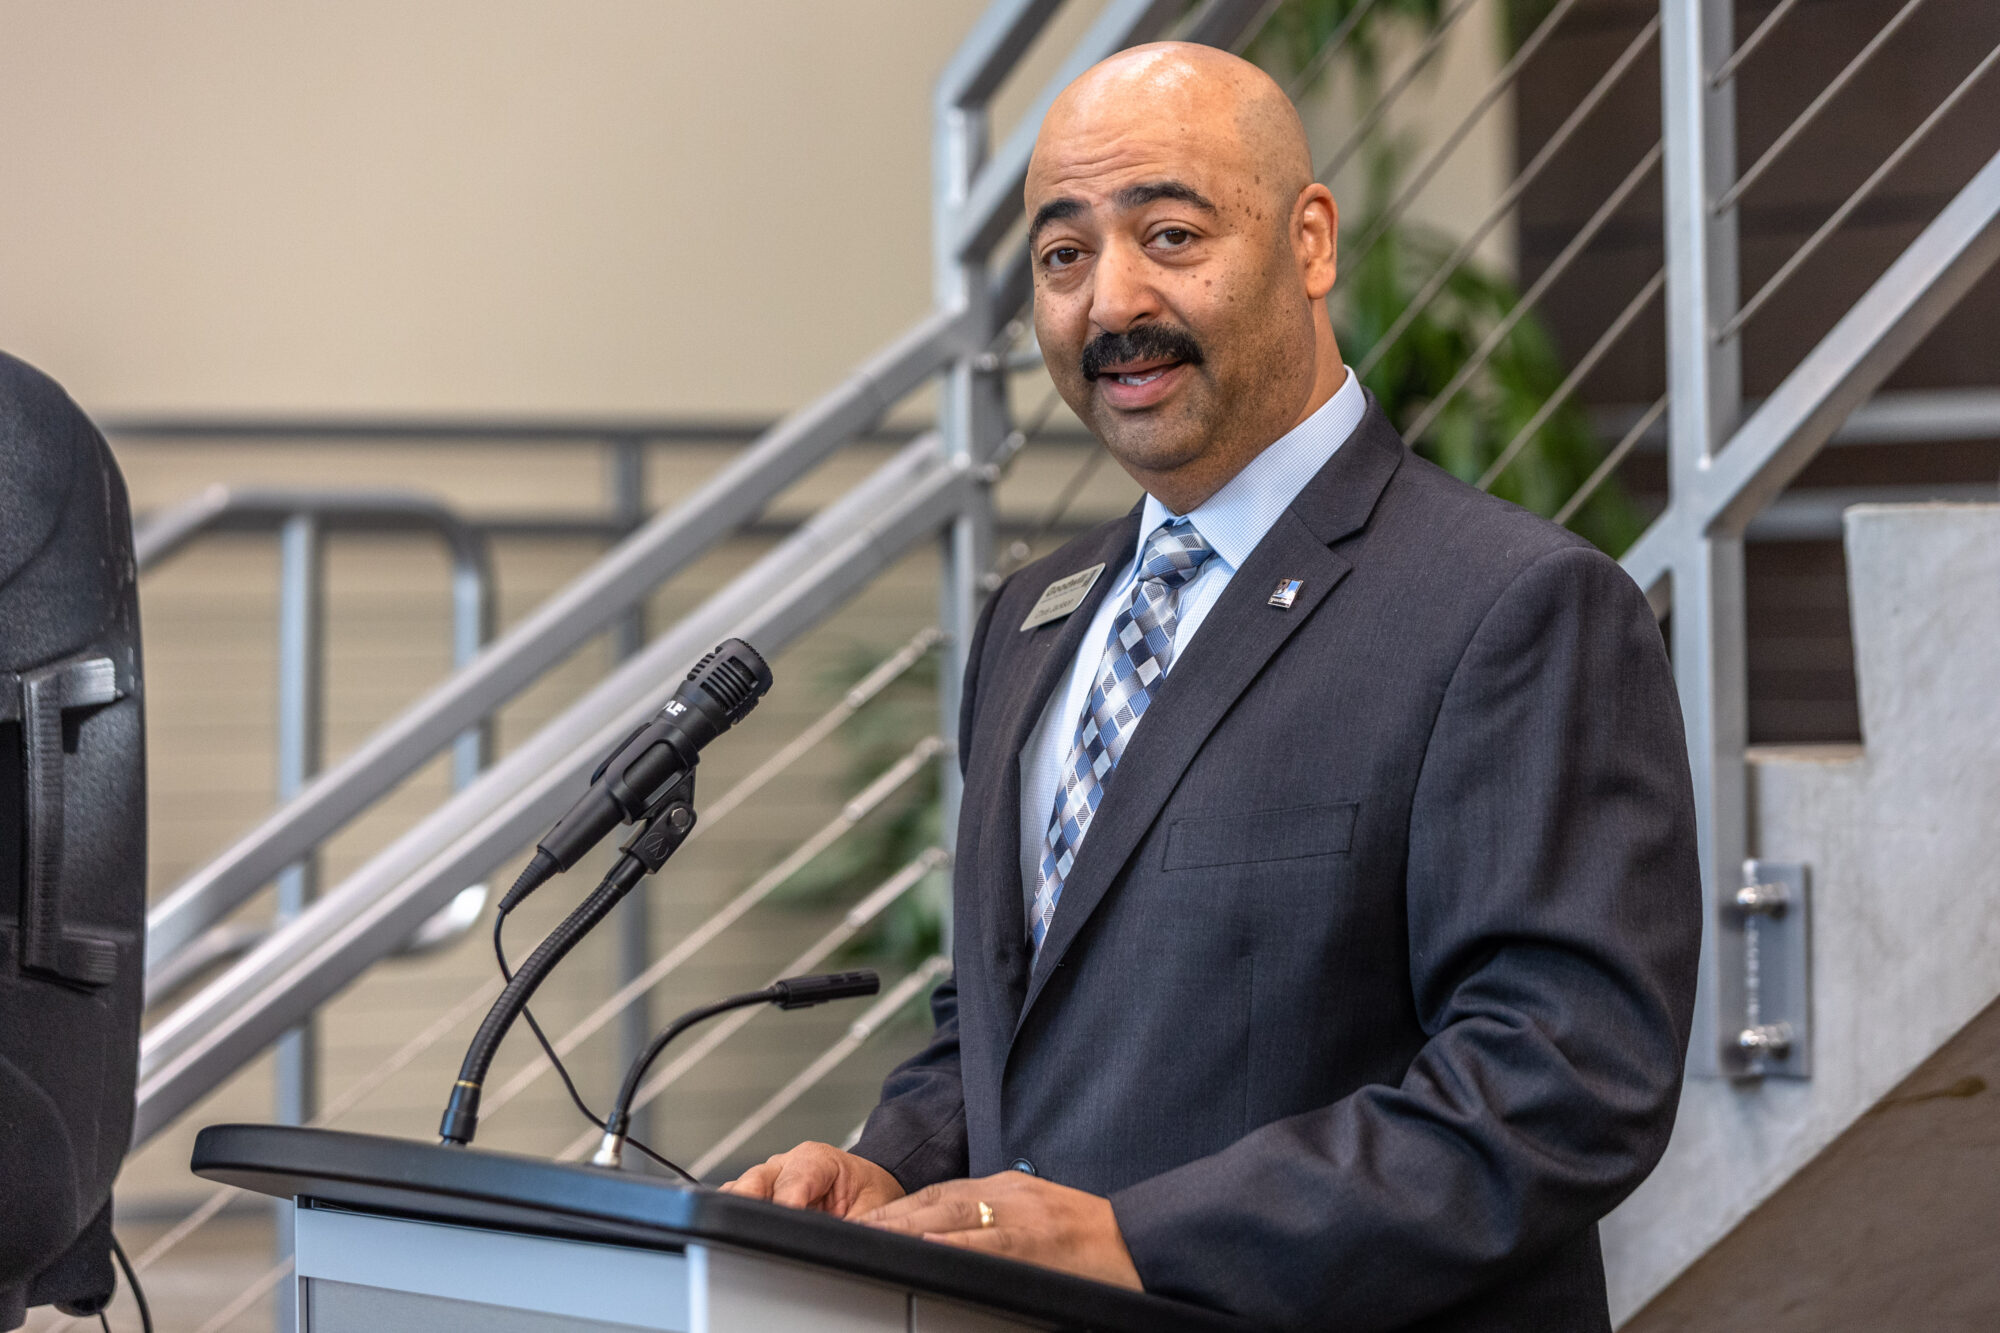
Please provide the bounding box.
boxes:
[852,397,1701,1331]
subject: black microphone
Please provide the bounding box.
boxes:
[590,971,881,1169]
[439,640,773,1149]
[770,970,880,1009]
[500,639,773,912]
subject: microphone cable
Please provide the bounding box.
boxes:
[493,896,699,1185]
[591,970,878,1169]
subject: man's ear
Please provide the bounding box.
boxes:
[1296,183,1338,300]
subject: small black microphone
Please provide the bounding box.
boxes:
[771,970,880,1010]
[591,971,882,1169]
[502,639,773,912]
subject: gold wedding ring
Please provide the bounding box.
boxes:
[976,1200,996,1229]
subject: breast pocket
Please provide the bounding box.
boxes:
[1161,800,1359,871]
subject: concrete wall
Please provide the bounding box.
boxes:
[1601,504,2000,1323]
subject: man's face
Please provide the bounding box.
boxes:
[1026,111,1319,495]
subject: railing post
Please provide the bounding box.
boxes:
[1660,0,1746,1079]
[273,511,324,1329]
[934,75,1006,951]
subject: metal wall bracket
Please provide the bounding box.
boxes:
[1721,859,1812,1079]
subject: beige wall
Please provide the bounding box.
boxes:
[2,1,1511,417]
[0,1,994,415]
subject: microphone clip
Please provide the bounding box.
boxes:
[619,773,698,874]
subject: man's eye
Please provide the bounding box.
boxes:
[1044,246,1082,269]
[1153,228,1193,247]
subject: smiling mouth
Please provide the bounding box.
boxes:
[1099,359,1183,387]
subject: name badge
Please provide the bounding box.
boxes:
[1020,563,1105,631]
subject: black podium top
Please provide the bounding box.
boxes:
[192,1124,1256,1333]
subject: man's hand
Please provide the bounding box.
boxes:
[719,1141,905,1219]
[857,1172,1141,1290]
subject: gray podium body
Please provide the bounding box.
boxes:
[192,1125,1254,1333]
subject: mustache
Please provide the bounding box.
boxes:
[1079,324,1205,382]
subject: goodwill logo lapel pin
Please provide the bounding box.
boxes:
[1021,563,1105,630]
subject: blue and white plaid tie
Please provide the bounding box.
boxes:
[1032,520,1216,954]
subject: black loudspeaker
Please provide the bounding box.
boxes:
[0,352,147,1329]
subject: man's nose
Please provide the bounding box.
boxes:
[1086,238,1161,336]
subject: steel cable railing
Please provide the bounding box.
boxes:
[1351,15,1661,382]
[1719,39,2000,341]
[552,854,947,1162]
[1710,0,1802,89]
[1713,0,1933,217]
[1475,268,1666,492]
[1283,0,1393,101]
[1314,0,1485,186]
[1554,393,1669,528]
[686,956,954,1180]
[990,382,1112,583]
[1403,141,1664,447]
[190,1259,292,1333]
[1342,0,1584,267]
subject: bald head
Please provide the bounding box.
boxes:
[1023,42,1346,514]
[1030,43,1313,233]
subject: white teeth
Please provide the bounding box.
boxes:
[1114,371,1164,386]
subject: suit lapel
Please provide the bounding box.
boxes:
[969,511,1141,1020]
[1012,398,1408,1035]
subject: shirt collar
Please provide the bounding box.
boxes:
[1134,366,1366,575]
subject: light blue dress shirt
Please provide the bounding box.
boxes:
[1016,368,1368,920]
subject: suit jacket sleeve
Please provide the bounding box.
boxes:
[1109,544,1702,1330]
[848,572,1014,1189]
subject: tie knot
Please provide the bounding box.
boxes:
[1137,520,1215,590]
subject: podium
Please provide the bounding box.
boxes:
[191,1125,1252,1332]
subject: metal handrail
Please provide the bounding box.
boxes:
[130,434,974,1140]
[140,306,970,979]
[135,487,496,999]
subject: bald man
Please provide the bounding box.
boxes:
[726,44,1700,1332]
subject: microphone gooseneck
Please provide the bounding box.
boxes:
[440,639,772,1149]
[440,782,697,1147]
[590,971,880,1170]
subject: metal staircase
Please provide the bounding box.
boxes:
[77,2,2000,1329]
